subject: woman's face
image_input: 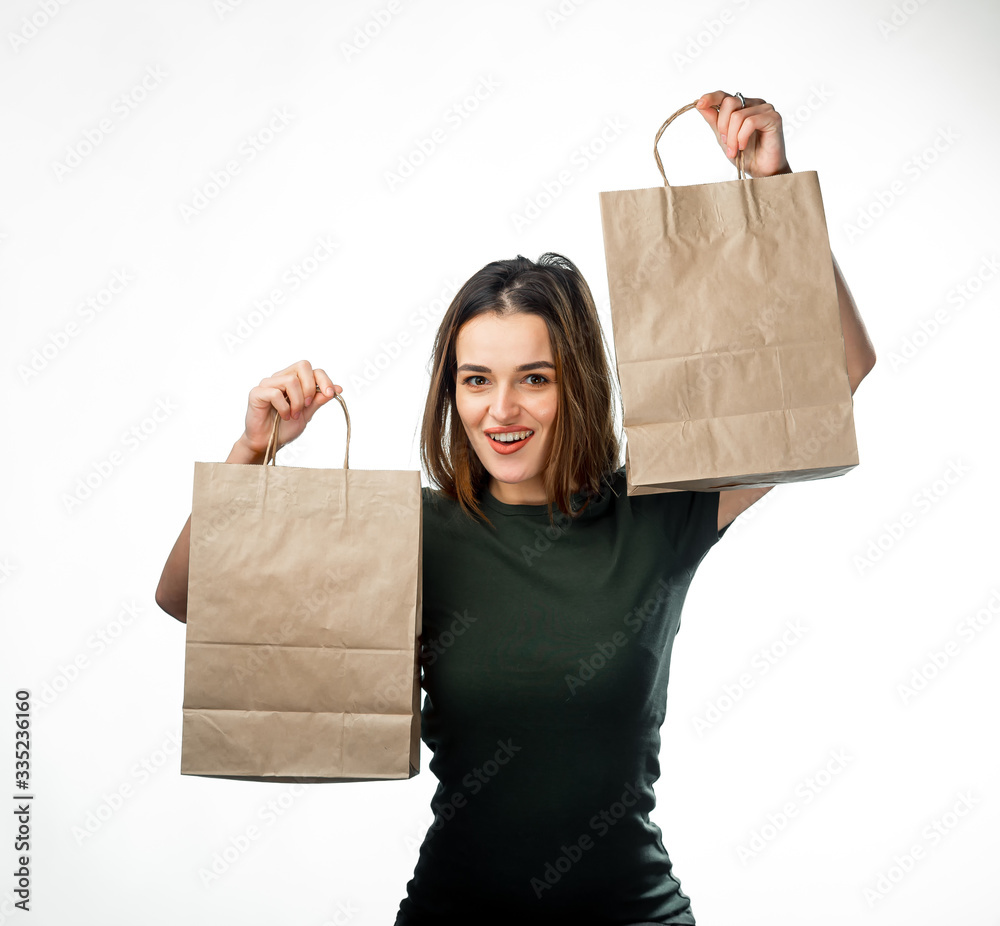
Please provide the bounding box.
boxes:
[454,311,558,506]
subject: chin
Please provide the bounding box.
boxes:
[489,464,534,483]
[471,434,551,490]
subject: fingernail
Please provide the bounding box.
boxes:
[326,387,334,396]
[305,395,312,407]
[721,133,727,143]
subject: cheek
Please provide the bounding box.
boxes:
[539,394,559,426]
[454,392,479,430]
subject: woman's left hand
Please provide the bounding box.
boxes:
[694,91,790,179]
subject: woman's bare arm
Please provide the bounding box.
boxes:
[154,437,265,623]
[154,360,343,623]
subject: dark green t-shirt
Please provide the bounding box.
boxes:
[395,467,729,925]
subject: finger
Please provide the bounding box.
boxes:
[258,373,305,421]
[269,359,314,402]
[250,383,291,421]
[301,371,342,422]
[279,359,314,408]
[272,358,312,379]
[728,100,773,148]
[733,106,780,154]
[693,95,721,134]
[279,373,307,419]
[717,96,745,150]
[311,368,342,399]
[696,90,730,112]
[696,91,745,154]
[294,362,319,408]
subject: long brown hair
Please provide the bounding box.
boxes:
[419,252,622,528]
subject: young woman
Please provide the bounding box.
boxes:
[156,90,876,924]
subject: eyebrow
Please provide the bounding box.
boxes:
[456,361,556,374]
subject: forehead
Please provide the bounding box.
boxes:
[455,312,552,358]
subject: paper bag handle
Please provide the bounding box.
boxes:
[264,391,351,469]
[653,100,747,187]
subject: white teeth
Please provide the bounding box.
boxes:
[488,430,533,443]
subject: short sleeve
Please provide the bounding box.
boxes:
[654,488,728,569]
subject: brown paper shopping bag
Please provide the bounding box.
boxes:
[599,100,859,495]
[181,394,422,782]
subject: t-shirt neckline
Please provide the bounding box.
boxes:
[479,471,620,518]
[480,490,563,517]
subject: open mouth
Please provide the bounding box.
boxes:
[487,429,534,444]
[486,429,534,453]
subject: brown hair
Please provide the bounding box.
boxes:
[419,252,622,528]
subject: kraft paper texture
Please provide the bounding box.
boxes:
[600,163,859,495]
[181,425,422,782]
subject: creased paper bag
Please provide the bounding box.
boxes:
[181,394,422,782]
[599,100,859,495]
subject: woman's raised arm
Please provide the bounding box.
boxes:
[154,360,343,623]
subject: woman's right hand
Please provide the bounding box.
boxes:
[156,360,343,623]
[238,359,343,457]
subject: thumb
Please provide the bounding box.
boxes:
[693,97,721,138]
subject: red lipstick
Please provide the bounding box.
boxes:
[484,426,535,454]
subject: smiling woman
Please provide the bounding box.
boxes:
[155,92,875,926]
[395,254,740,925]
[420,252,620,524]
[154,246,866,924]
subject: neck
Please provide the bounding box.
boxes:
[487,475,581,506]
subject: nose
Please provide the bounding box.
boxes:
[490,382,521,422]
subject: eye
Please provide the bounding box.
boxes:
[461,375,489,387]
[525,373,550,386]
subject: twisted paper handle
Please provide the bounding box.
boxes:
[264,390,351,469]
[653,100,747,187]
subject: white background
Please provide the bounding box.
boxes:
[2,0,998,923]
